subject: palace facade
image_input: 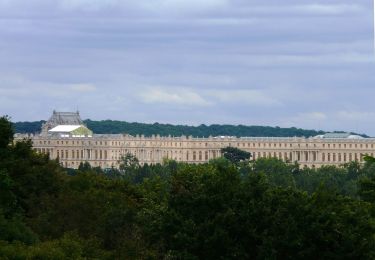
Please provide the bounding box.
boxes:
[15,111,375,169]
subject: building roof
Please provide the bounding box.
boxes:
[314,133,364,139]
[46,111,83,126]
[49,125,82,133]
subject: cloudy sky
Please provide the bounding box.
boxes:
[1,0,375,135]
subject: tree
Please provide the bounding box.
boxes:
[78,161,92,172]
[118,153,140,173]
[0,116,13,149]
[220,146,251,164]
[363,155,375,164]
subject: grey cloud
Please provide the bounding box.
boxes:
[0,0,375,134]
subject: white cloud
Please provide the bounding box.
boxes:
[138,87,211,106]
[304,112,328,120]
[138,0,228,11]
[239,4,365,16]
[291,4,364,15]
[59,0,228,13]
[279,112,328,129]
[0,75,97,98]
[234,53,374,67]
[207,89,281,106]
[69,83,96,92]
[337,111,375,121]
[60,0,120,11]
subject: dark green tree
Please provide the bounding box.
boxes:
[0,116,13,149]
[220,146,251,164]
[78,161,92,171]
[118,153,140,173]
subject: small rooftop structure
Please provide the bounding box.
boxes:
[41,110,84,135]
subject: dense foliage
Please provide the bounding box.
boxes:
[13,119,331,137]
[13,121,45,134]
[221,146,251,163]
[3,116,375,259]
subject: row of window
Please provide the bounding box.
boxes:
[38,139,375,150]
[56,149,108,160]
[125,150,220,162]
[252,151,372,163]
[61,161,111,168]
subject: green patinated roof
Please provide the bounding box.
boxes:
[71,126,93,136]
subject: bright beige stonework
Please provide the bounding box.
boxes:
[14,112,375,169]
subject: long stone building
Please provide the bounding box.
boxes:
[15,111,375,169]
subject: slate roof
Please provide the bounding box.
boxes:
[46,111,83,126]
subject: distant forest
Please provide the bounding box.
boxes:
[13,119,368,138]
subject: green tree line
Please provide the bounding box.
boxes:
[11,119,350,137]
[2,116,375,259]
